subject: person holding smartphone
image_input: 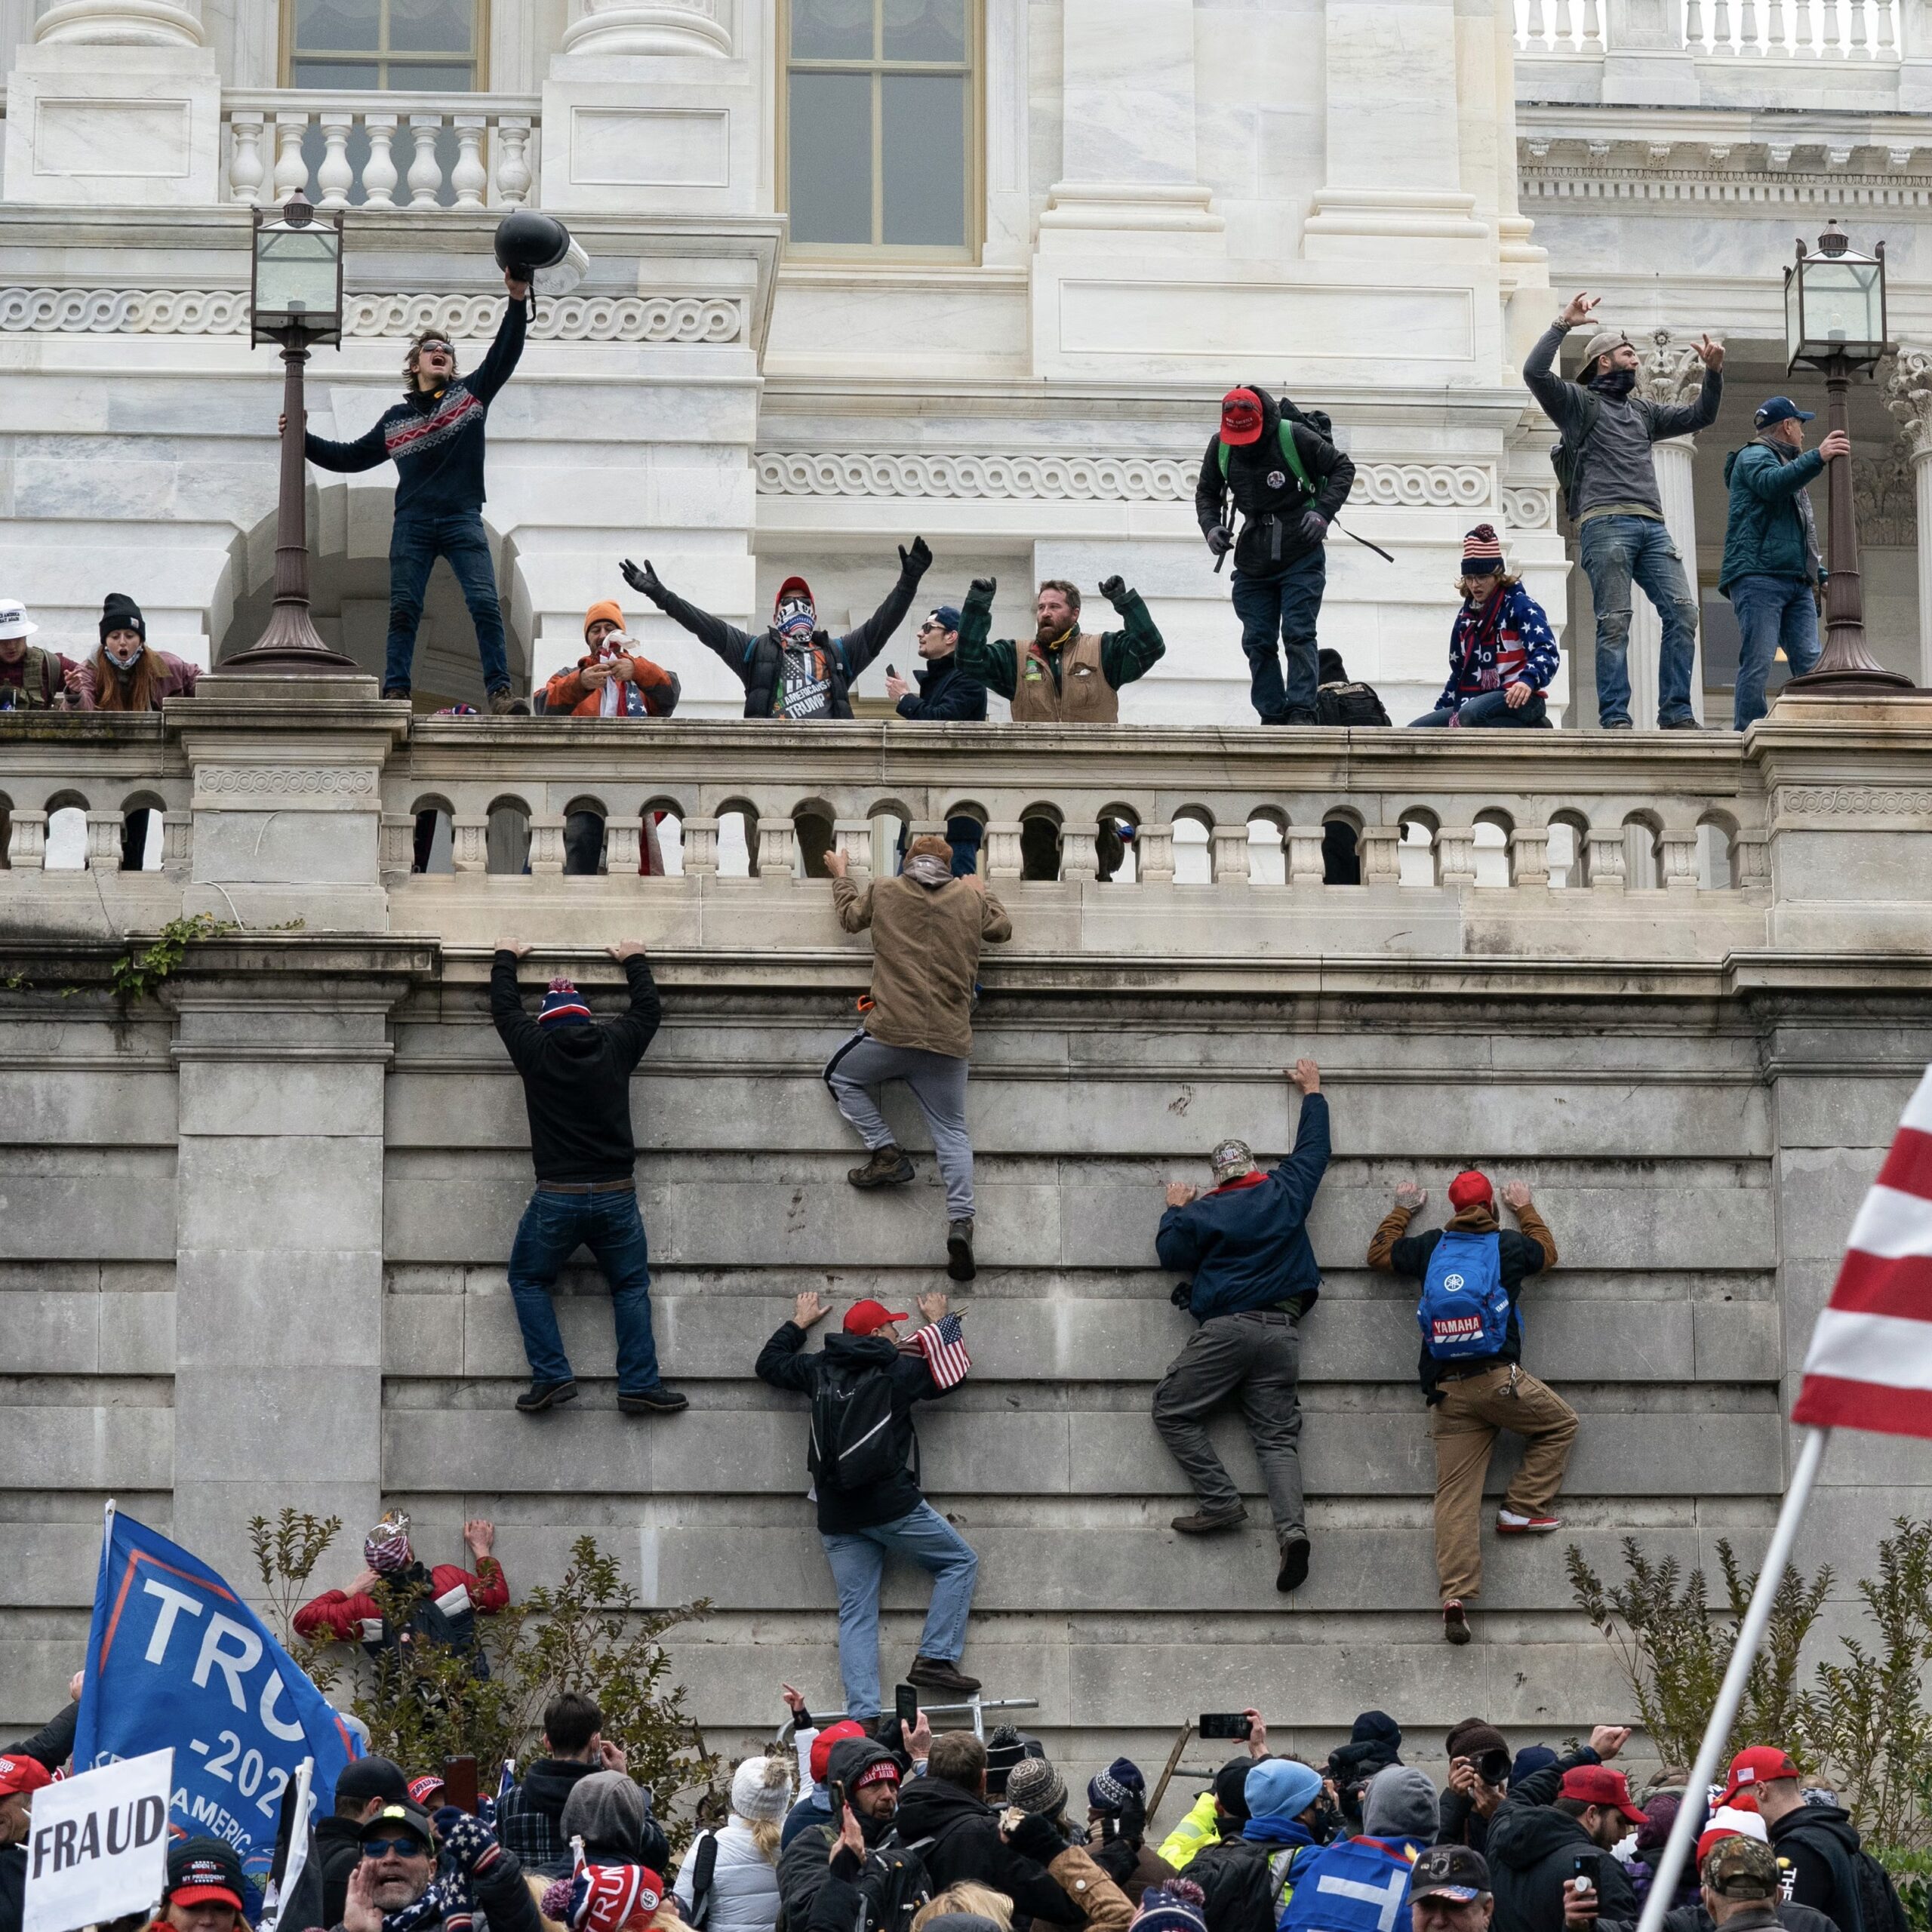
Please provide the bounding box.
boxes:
[778,1738,930,1932]
[1486,1729,1643,1932]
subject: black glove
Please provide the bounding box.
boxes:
[1205,524,1234,558]
[1098,575,1128,605]
[1004,1811,1064,1863]
[1298,512,1330,546]
[900,536,933,579]
[620,557,666,605]
[1171,1281,1193,1310]
[968,575,997,601]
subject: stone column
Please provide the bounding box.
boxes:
[558,0,727,57]
[1629,333,1708,727]
[1601,0,1701,103]
[1886,347,1932,688]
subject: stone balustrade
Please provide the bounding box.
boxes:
[1515,0,1900,54]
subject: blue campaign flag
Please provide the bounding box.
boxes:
[74,1505,361,1872]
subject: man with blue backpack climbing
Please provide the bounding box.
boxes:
[1366,1169,1572,1648]
[1195,386,1358,726]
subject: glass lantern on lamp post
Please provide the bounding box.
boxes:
[220,188,359,674]
[1782,222,1914,689]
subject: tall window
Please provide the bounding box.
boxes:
[288,0,480,90]
[783,0,977,257]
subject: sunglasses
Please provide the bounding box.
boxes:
[417,344,452,359]
[361,1838,430,1860]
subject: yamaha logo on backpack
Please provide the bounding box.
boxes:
[1417,1229,1512,1361]
[1442,1273,1466,1291]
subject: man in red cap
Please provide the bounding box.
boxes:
[1367,1168,1570,1645]
[756,1290,980,1712]
[1487,1728,1641,1932]
[1195,384,1355,726]
[1719,1749,1870,1932]
[0,1752,54,1932]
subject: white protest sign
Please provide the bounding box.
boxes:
[23,1749,173,1932]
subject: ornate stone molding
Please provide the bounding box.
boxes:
[198,765,377,797]
[1885,346,1932,458]
[1501,485,1557,531]
[0,288,743,344]
[1633,330,1707,414]
[1783,786,1932,817]
[1351,463,1493,509]
[1851,444,1916,548]
[558,0,728,55]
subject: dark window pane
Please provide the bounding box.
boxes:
[883,0,964,60]
[789,71,872,244]
[389,0,472,54]
[296,0,379,50]
[882,72,963,245]
[393,60,475,89]
[293,57,380,83]
[792,0,873,57]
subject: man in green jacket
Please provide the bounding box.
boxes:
[955,575,1165,723]
[1718,396,1847,730]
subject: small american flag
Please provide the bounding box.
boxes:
[911,1312,971,1389]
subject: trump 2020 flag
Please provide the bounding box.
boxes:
[1794,1065,1932,1438]
[75,1505,360,1864]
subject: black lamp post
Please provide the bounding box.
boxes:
[220,187,359,675]
[1783,222,1915,691]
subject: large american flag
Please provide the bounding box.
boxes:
[911,1312,972,1390]
[1793,1065,1932,1438]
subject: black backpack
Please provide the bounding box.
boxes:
[365,1569,490,1680]
[1784,1823,1909,1932]
[810,1361,913,1491]
[1550,390,1602,520]
[1316,681,1390,728]
[687,1830,720,1930]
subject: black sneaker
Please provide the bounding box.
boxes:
[1660,715,1703,731]
[1601,718,1635,731]
[947,1218,976,1283]
[1276,1535,1311,1594]
[516,1378,578,1414]
[618,1385,689,1416]
[1280,708,1320,726]
[382,685,411,703]
[849,1145,915,1189]
[908,1655,982,1696]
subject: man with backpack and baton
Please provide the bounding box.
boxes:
[755,1290,980,1717]
[1195,385,1362,726]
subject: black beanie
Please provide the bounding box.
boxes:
[100,593,146,645]
[1318,648,1346,685]
[1214,1755,1256,1824]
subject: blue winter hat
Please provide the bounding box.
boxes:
[1755,396,1816,429]
[927,605,962,634]
[1510,1746,1558,1789]
[538,976,592,1026]
[1246,1758,1324,1823]
[1088,1758,1145,1815]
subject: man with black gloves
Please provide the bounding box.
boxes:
[620,542,930,719]
[294,272,531,714]
[888,605,988,721]
[955,577,1165,721]
[1196,386,1356,727]
[339,1802,543,1932]
[780,1737,931,1932]
[318,1755,411,1928]
[1721,1747,1870,1932]
[492,938,685,1419]
[1487,1727,1642,1932]
[1188,1758,1334,1932]
[895,1731,1082,1924]
[1153,1060,1329,1597]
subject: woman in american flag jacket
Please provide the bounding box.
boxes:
[1411,525,1561,729]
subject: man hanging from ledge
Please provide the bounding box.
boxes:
[618,540,931,718]
[953,576,1165,721]
[288,269,531,714]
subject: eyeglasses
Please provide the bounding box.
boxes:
[361,1839,429,1861]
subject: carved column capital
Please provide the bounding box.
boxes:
[1633,328,1708,417]
[1885,346,1932,458]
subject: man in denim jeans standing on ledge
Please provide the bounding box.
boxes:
[1524,291,1724,729]
[492,938,686,1418]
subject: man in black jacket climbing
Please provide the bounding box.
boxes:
[780,1736,931,1932]
[1195,386,1355,726]
[888,605,988,722]
[1487,1728,1642,1932]
[620,542,930,718]
[492,939,685,1419]
[756,1291,978,1714]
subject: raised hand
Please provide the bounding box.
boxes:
[503,269,531,300]
[1098,575,1128,604]
[608,939,648,961]
[1394,1181,1427,1211]
[1695,333,1724,371]
[1501,1180,1533,1212]
[1289,1059,1320,1094]
[620,557,667,605]
[968,576,997,602]
[916,1290,949,1324]
[463,1518,495,1555]
[343,1862,383,1932]
[795,1291,830,1328]
[1559,291,1600,329]
[1165,1182,1198,1208]
[825,850,849,879]
[900,536,933,578]
[1589,1724,1631,1760]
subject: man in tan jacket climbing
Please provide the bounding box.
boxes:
[824,835,1012,1282]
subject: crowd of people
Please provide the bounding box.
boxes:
[2,1664,1900,1932]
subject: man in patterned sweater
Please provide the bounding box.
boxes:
[293,268,531,713]
[1410,525,1561,730]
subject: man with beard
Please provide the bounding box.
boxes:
[778,1737,931,1932]
[1487,1730,1643,1932]
[338,1802,542,1932]
[620,542,930,719]
[1524,292,1723,730]
[953,577,1165,722]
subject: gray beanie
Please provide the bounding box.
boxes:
[1578,327,1633,380]
[1005,1756,1068,1818]
[560,1770,648,1856]
[1362,1765,1440,1842]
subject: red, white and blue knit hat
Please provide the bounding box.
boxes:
[539,977,592,1027]
[1462,525,1506,576]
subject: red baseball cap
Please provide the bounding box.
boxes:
[1448,1170,1494,1210]
[0,1755,52,1799]
[1220,388,1265,446]
[809,1720,867,1784]
[844,1299,909,1337]
[1719,1746,1801,1807]
[1557,1764,1646,1826]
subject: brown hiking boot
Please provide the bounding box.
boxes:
[1171,1506,1249,1535]
[488,688,531,717]
[1443,1599,1472,1644]
[907,1655,981,1697]
[848,1145,915,1189]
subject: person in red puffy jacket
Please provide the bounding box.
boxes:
[293,1512,507,1647]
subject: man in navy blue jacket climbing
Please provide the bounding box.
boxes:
[293,269,531,713]
[1152,1058,1329,1596]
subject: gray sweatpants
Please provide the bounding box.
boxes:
[824,1032,975,1220]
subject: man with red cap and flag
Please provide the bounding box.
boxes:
[755,1289,980,1713]
[1367,1168,1571,1645]
[1195,386,1355,726]
[619,541,931,721]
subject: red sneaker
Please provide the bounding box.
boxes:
[1496,1510,1561,1534]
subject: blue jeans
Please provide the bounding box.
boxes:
[820,1503,979,1718]
[1232,551,1325,721]
[1410,689,1549,729]
[1727,572,1821,729]
[506,1188,663,1392]
[386,510,510,696]
[1577,513,1700,726]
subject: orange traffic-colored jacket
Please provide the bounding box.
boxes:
[543,648,679,718]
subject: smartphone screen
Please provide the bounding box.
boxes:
[894,1684,918,1730]
[1198,1713,1253,1741]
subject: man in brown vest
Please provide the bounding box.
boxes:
[955,575,1165,722]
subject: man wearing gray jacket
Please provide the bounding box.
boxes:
[1524,291,1724,731]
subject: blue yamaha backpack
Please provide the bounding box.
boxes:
[1278,1838,1415,1932]
[1416,1229,1511,1361]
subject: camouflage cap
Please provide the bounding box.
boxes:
[1701,1835,1780,1900]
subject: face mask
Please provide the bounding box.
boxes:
[776,594,814,642]
[106,643,143,671]
[1592,366,1637,397]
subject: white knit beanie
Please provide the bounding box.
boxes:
[731,1757,791,1824]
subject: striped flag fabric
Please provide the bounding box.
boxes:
[1793,1064,1932,1438]
[911,1312,972,1390]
